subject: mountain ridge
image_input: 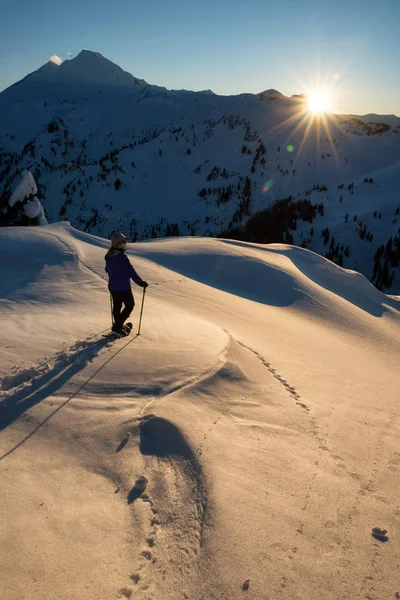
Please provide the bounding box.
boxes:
[0,50,399,292]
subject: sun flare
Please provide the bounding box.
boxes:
[265,73,342,171]
[308,90,331,113]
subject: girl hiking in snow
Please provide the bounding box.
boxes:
[105,232,148,335]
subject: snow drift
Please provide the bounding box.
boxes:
[0,223,399,600]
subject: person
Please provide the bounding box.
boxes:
[105,232,148,335]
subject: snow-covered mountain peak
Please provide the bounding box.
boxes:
[1,49,148,100]
[58,49,145,87]
[40,60,60,72]
[4,58,59,92]
[77,49,104,59]
[260,88,284,98]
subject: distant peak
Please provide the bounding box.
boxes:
[257,89,285,102]
[56,49,147,88]
[261,89,283,97]
[171,88,216,96]
[41,60,60,71]
[76,49,105,59]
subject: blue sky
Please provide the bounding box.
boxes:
[1,0,399,115]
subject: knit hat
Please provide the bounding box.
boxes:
[110,232,127,248]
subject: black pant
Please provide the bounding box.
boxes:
[111,289,135,326]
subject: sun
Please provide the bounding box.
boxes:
[308,90,331,113]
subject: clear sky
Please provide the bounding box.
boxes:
[1,0,399,115]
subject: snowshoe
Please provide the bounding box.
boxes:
[123,322,133,335]
[106,323,129,337]
[102,322,133,339]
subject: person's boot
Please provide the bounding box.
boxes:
[112,323,128,336]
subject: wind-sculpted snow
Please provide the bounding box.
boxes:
[0,224,399,600]
[133,236,400,324]
[222,240,400,317]
[140,414,202,462]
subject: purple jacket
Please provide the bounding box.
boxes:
[105,248,144,292]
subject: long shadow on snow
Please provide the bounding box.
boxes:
[0,338,110,434]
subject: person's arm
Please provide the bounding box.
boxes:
[122,254,148,287]
[105,254,110,275]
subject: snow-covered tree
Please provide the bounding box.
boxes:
[8,171,47,226]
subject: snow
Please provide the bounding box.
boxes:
[24,198,47,224]
[9,171,48,225]
[49,55,62,66]
[1,51,399,292]
[0,222,399,600]
[9,170,37,207]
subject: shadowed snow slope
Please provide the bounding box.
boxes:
[0,223,399,600]
[133,235,400,323]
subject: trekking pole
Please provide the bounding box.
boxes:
[137,287,146,335]
[109,292,114,328]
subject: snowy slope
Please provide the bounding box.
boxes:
[1,51,400,292]
[0,223,399,600]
